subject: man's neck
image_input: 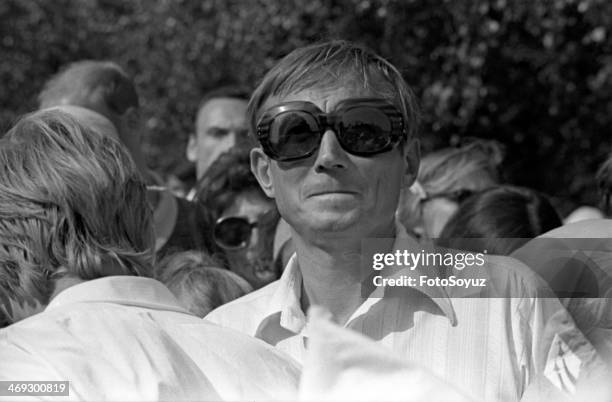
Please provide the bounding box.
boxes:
[294,222,396,326]
[296,243,364,326]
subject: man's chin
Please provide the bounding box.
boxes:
[306,193,361,210]
[304,213,363,235]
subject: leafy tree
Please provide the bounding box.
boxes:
[1,0,610,213]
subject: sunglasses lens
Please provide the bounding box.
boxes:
[269,111,321,160]
[338,107,393,153]
[214,217,252,249]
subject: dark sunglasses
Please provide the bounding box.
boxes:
[213,211,279,250]
[256,98,406,162]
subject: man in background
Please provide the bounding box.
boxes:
[186,86,251,183]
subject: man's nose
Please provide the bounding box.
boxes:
[314,129,349,171]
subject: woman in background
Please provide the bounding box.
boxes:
[437,185,563,255]
[397,139,504,239]
[195,145,281,289]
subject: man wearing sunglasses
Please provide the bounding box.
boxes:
[206,41,605,400]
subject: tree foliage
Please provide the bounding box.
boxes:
[1,0,611,211]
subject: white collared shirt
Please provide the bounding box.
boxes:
[0,276,299,401]
[207,225,604,401]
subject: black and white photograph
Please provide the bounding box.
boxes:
[1,0,611,400]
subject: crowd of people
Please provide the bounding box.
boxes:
[0,40,611,401]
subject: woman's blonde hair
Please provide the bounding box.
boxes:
[0,109,154,320]
[398,139,505,233]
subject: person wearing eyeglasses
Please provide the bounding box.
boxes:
[205,40,607,401]
[396,139,505,240]
[196,144,281,289]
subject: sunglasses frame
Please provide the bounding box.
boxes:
[421,189,476,205]
[256,98,406,162]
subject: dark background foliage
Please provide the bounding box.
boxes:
[1,0,611,214]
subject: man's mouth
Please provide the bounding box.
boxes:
[309,190,358,197]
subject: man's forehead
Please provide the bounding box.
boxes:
[261,86,387,112]
[196,97,248,128]
[260,70,399,109]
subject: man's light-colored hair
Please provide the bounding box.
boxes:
[0,110,154,318]
[42,105,120,139]
[247,40,420,141]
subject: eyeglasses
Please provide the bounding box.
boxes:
[213,210,279,250]
[256,98,406,162]
[421,189,475,205]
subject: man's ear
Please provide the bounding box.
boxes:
[250,147,275,198]
[402,138,420,188]
[186,134,197,162]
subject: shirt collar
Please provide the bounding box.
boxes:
[263,254,306,334]
[46,276,191,315]
[387,224,457,326]
[261,222,457,333]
